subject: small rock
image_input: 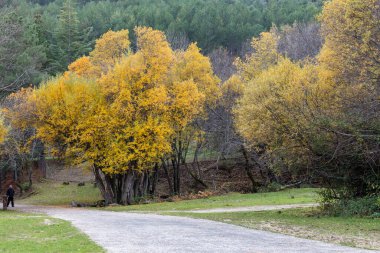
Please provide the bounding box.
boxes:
[43,219,54,225]
[96,200,106,207]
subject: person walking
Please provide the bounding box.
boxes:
[6,185,15,207]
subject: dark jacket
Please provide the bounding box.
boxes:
[6,188,15,198]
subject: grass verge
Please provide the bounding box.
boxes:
[105,188,318,212]
[0,210,103,252]
[20,180,102,206]
[168,208,380,250]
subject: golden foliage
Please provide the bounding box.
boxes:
[67,56,94,77]
[235,31,281,82]
[2,87,35,130]
[317,0,380,124]
[31,27,220,174]
[318,0,380,87]
[235,58,327,149]
[91,29,130,70]
[31,74,104,159]
[0,87,38,155]
[68,29,131,78]
[0,117,7,143]
[224,31,282,116]
[173,43,221,106]
[233,0,380,182]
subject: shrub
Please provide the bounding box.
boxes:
[21,182,31,192]
[320,193,380,217]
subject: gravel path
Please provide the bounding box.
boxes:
[15,204,377,253]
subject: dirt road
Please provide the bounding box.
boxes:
[15,205,376,253]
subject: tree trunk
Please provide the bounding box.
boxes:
[0,168,3,192]
[241,145,259,193]
[36,142,47,178]
[172,158,183,195]
[105,174,115,202]
[121,171,135,205]
[93,165,113,204]
[162,159,173,195]
[149,164,159,195]
[11,158,17,182]
[185,163,208,188]
[27,160,32,189]
[93,166,155,205]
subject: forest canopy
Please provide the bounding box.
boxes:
[0,0,322,94]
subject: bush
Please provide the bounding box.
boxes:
[21,182,31,192]
[320,194,380,217]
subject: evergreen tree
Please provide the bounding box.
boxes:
[0,8,47,98]
[49,0,92,74]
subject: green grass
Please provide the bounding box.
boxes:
[0,211,103,252]
[105,188,317,212]
[169,208,380,250]
[20,180,102,206]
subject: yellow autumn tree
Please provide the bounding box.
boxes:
[318,0,380,88]
[95,27,174,178]
[0,117,7,144]
[31,27,219,204]
[225,30,281,133]
[317,0,380,136]
[1,87,42,185]
[234,31,281,82]
[316,0,380,200]
[68,29,130,78]
[234,0,379,200]
[31,75,103,159]
[165,43,220,194]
